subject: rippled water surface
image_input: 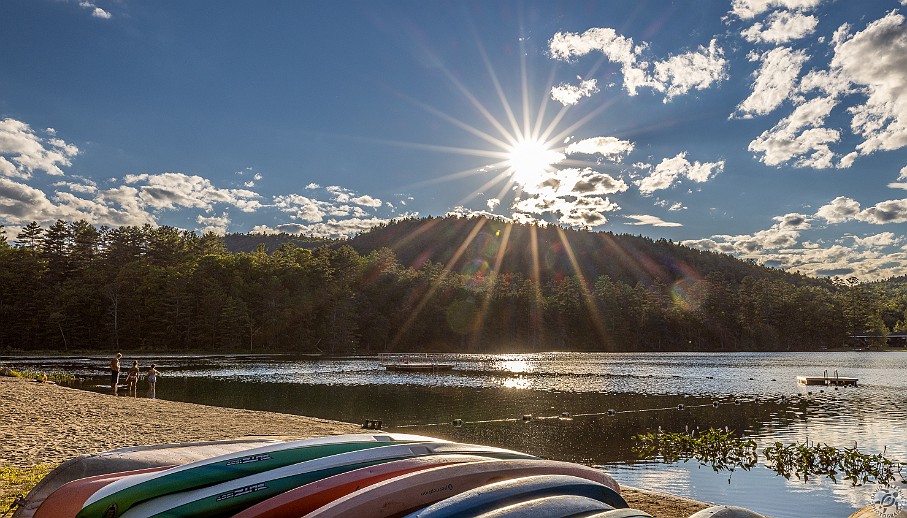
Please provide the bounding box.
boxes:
[5,351,905,517]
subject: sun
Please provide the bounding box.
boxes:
[506,137,565,187]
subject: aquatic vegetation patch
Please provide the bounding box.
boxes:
[634,428,906,486]
[764,440,905,486]
[633,428,758,481]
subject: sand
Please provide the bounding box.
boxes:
[0,376,709,517]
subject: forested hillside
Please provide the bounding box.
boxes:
[1,217,904,354]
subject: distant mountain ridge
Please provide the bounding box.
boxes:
[230,216,826,289]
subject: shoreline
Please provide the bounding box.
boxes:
[0,376,709,517]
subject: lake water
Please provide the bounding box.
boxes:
[4,351,905,517]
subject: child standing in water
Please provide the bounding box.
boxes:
[146,363,161,398]
[126,360,140,395]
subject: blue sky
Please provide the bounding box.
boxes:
[1,0,906,280]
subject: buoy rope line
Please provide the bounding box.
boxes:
[388,388,850,430]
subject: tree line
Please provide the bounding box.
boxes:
[1,218,905,354]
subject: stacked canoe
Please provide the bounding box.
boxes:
[28,433,653,518]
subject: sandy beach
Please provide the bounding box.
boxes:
[0,376,708,517]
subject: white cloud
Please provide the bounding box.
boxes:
[625,214,682,227]
[550,78,600,106]
[349,194,383,207]
[0,118,79,178]
[0,177,155,228]
[650,39,728,101]
[549,28,726,101]
[565,137,634,161]
[655,199,686,211]
[123,172,262,212]
[79,1,111,19]
[253,217,397,239]
[305,183,320,189]
[734,47,808,118]
[816,196,861,223]
[853,232,902,248]
[900,165,907,180]
[748,96,840,168]
[773,212,812,229]
[487,198,500,210]
[274,194,326,222]
[857,199,907,224]
[741,10,818,43]
[636,152,725,194]
[196,213,230,235]
[831,11,907,155]
[729,0,824,20]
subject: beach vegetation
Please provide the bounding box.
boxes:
[0,368,75,384]
[0,463,53,514]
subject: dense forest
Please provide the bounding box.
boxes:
[1,216,906,354]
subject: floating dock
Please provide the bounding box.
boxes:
[382,363,455,372]
[797,375,858,386]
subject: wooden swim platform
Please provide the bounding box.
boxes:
[797,370,858,386]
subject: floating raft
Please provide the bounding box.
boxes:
[382,363,455,372]
[796,375,858,386]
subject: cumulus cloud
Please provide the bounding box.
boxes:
[853,232,902,248]
[79,1,111,19]
[123,173,262,213]
[252,217,398,239]
[274,194,326,223]
[550,78,600,106]
[858,199,907,224]
[772,212,812,229]
[196,213,230,235]
[748,97,840,168]
[734,47,808,118]
[636,152,725,194]
[625,214,682,227]
[900,166,907,180]
[831,12,907,154]
[513,167,625,228]
[729,0,824,20]
[650,39,728,101]
[565,137,634,161]
[0,118,79,178]
[0,177,155,228]
[816,196,861,223]
[549,29,726,101]
[741,10,818,43]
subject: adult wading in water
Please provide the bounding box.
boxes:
[110,352,122,395]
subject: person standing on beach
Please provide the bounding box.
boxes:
[109,352,122,395]
[146,363,160,398]
[126,360,140,396]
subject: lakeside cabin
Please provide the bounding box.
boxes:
[845,332,907,348]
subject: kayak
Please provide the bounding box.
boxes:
[470,494,616,517]
[77,433,437,518]
[33,466,173,518]
[232,454,490,518]
[403,474,627,518]
[306,458,625,518]
[117,441,535,517]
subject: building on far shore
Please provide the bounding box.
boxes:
[845,332,907,348]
